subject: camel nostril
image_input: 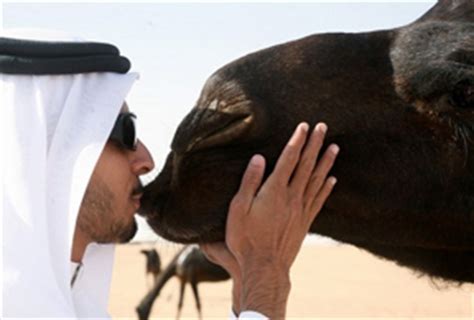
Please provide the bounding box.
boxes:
[186,113,253,153]
[171,105,254,154]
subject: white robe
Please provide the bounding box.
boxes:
[71,244,116,318]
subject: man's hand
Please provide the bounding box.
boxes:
[202,122,338,319]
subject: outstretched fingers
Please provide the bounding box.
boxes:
[307,177,337,224]
[304,143,339,222]
[230,154,266,215]
[269,123,310,187]
[289,123,327,195]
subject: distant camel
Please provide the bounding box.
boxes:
[139,0,474,283]
[136,245,230,320]
[140,248,162,287]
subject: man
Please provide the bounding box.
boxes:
[3,30,141,318]
[2,31,338,319]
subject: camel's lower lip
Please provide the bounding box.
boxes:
[137,204,158,219]
[137,194,185,241]
[145,215,205,244]
[139,199,224,244]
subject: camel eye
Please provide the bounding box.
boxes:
[451,80,474,109]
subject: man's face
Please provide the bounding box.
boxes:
[76,103,155,244]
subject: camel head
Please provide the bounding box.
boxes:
[140,0,474,282]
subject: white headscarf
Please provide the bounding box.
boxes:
[2,30,138,318]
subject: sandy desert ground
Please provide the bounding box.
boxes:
[109,242,473,319]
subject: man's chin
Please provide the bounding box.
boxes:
[118,219,138,243]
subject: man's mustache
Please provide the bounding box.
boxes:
[132,182,144,196]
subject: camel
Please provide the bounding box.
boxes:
[140,248,162,287]
[139,0,474,283]
[136,245,230,320]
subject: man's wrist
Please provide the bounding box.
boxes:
[240,262,291,289]
[240,264,291,319]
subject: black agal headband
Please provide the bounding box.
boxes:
[0,37,131,74]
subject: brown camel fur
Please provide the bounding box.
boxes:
[139,0,474,283]
[136,245,230,320]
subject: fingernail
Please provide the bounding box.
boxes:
[329,176,337,185]
[250,154,265,166]
[330,144,340,155]
[316,123,327,134]
[300,122,309,132]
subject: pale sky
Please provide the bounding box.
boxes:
[2,1,436,242]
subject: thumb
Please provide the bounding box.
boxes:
[200,243,221,265]
[200,243,239,275]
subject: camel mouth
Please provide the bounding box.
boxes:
[139,150,229,244]
[138,169,170,221]
[137,193,163,220]
[140,180,227,244]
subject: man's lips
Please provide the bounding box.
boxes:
[131,181,145,211]
[132,193,142,211]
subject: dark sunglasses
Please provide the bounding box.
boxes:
[109,112,138,151]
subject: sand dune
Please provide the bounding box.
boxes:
[109,243,473,319]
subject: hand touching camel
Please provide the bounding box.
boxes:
[202,122,339,318]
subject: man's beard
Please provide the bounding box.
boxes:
[109,217,138,243]
[78,178,138,243]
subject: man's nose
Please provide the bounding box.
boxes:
[131,140,155,175]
